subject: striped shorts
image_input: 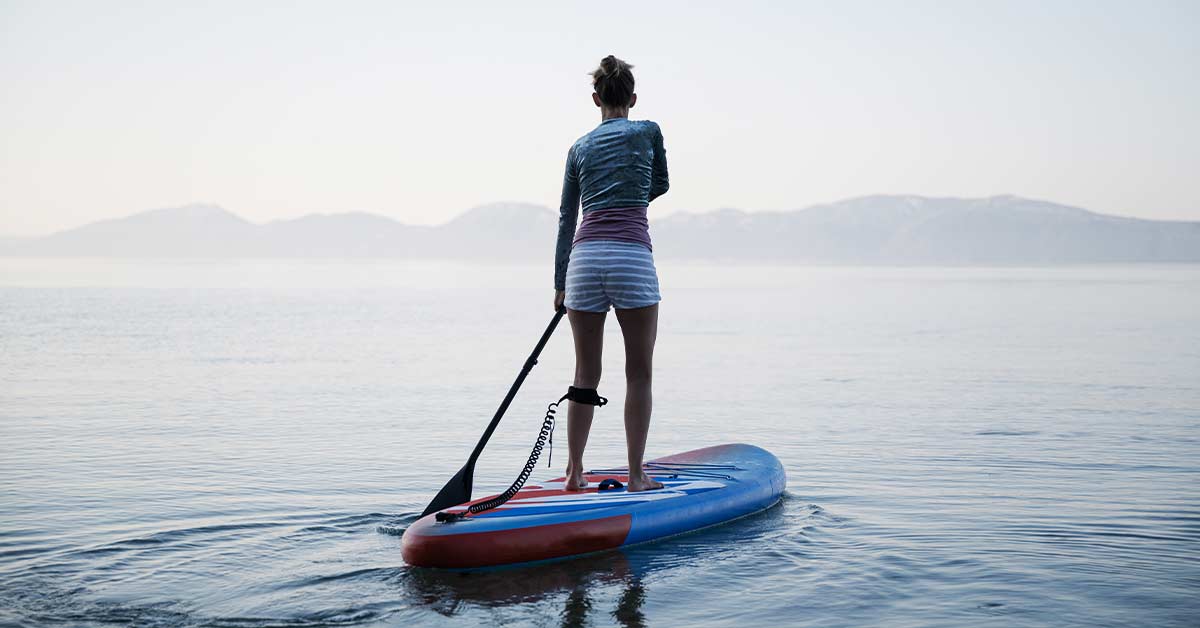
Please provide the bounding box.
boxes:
[564,240,662,313]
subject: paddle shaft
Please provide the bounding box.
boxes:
[464,306,566,468]
[420,306,567,516]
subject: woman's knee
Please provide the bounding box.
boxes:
[625,362,652,386]
[574,364,602,388]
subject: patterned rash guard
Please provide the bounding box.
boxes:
[554,118,669,290]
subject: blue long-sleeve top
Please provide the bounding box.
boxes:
[554,118,669,290]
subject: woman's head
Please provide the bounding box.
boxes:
[591,55,636,111]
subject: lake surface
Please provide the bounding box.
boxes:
[1,260,1198,627]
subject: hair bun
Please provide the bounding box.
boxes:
[601,55,619,76]
[591,55,635,106]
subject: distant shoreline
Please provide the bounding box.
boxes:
[4,257,1199,268]
[3,196,1198,263]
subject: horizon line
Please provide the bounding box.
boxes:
[4,193,1198,240]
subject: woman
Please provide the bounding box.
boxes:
[553,55,668,493]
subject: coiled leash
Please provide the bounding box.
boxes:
[435,386,607,522]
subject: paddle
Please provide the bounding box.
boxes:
[420,305,568,518]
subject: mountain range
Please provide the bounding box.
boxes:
[3,196,1198,263]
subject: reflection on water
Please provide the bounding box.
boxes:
[397,499,789,627]
[406,552,644,627]
[612,578,646,628]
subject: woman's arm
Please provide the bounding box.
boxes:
[649,123,669,202]
[554,145,580,292]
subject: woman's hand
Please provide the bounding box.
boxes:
[554,290,565,311]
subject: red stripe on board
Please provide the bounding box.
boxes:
[401,514,632,568]
[442,476,633,515]
[505,476,632,501]
[651,444,738,464]
[544,474,631,485]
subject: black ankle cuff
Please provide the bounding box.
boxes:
[565,386,608,406]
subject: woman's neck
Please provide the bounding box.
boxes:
[601,106,629,121]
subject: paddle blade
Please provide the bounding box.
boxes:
[420,464,473,518]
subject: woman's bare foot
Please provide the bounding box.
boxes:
[565,462,589,491]
[626,471,663,492]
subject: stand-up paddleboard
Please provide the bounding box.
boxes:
[403,443,786,568]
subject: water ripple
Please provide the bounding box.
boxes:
[2,263,1199,627]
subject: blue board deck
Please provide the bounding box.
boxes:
[402,443,786,568]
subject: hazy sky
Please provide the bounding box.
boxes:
[1,1,1197,235]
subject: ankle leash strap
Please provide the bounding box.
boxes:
[562,386,608,406]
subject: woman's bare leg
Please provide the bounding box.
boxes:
[566,307,605,491]
[615,303,663,492]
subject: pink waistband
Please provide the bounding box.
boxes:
[573,206,652,251]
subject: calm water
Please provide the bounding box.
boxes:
[1,260,1198,627]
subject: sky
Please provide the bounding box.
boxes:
[1,0,1197,236]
